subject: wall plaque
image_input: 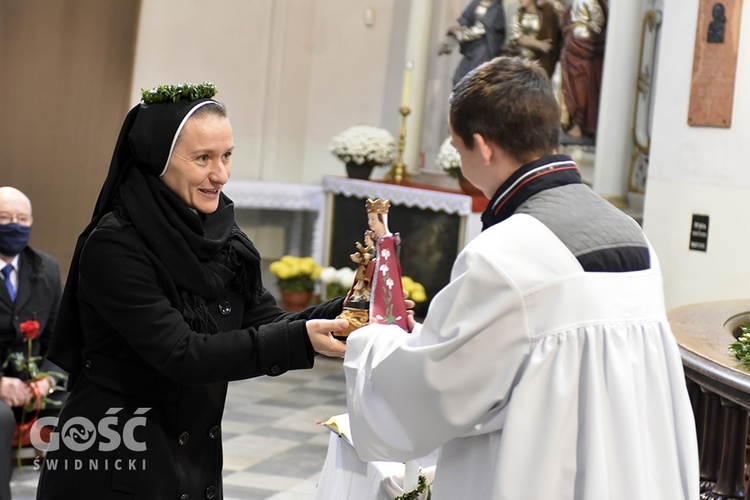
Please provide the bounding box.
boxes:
[687,0,743,127]
[689,214,709,252]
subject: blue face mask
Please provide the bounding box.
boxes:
[0,223,31,257]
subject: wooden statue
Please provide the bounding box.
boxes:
[336,198,409,338]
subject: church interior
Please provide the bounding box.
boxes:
[1,0,749,498]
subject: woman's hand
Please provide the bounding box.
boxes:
[404,299,416,332]
[400,288,417,332]
[306,319,349,358]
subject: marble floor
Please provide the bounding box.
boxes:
[9,355,349,500]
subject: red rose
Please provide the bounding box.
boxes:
[19,320,40,341]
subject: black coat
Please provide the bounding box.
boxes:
[37,212,343,499]
[0,246,62,380]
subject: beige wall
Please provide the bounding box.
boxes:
[643,0,750,308]
[131,0,408,185]
[0,0,140,275]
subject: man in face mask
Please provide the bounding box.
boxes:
[0,186,63,500]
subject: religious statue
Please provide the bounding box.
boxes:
[437,0,507,86]
[503,0,562,78]
[336,199,409,338]
[707,3,726,43]
[560,0,608,141]
[347,230,376,304]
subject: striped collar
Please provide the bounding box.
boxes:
[481,154,581,230]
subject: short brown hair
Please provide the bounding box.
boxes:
[449,56,560,163]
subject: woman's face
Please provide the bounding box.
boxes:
[162,114,234,214]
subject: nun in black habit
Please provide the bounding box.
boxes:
[36,83,348,499]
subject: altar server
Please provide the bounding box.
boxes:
[344,56,698,500]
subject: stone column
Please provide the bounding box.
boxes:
[592,0,644,206]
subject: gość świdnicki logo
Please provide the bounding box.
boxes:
[29,408,150,471]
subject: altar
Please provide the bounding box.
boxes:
[223,179,325,264]
[321,176,486,317]
[223,176,488,313]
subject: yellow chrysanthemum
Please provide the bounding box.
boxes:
[269,255,323,292]
[269,261,283,275]
[312,266,323,280]
[401,275,427,303]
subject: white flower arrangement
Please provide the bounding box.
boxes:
[319,266,357,299]
[436,137,462,179]
[329,125,397,167]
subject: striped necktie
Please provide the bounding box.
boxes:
[2,265,15,302]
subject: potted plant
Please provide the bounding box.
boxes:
[329,125,397,179]
[400,275,428,304]
[436,137,483,196]
[728,323,750,367]
[318,266,357,300]
[269,255,323,311]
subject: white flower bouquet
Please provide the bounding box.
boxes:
[436,137,462,179]
[329,126,397,167]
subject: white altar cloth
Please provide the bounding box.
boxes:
[223,179,325,264]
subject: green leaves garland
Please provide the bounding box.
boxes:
[394,473,431,500]
[140,82,218,104]
[728,323,750,367]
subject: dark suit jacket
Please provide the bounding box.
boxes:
[0,246,63,380]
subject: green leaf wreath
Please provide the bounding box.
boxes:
[394,473,431,500]
[140,82,218,104]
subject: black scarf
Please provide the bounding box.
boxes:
[49,97,262,384]
[116,164,262,333]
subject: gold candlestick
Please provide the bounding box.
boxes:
[385,106,411,184]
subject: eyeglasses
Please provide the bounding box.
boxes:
[0,213,32,226]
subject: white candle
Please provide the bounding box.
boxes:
[401,61,413,109]
[404,459,419,491]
